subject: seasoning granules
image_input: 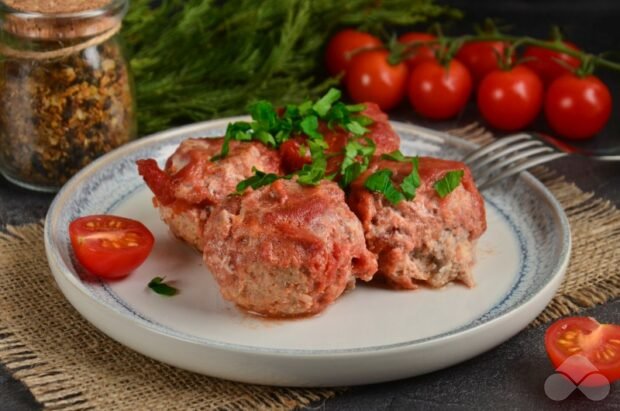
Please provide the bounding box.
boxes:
[0,0,134,191]
[0,41,135,188]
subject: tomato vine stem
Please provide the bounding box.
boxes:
[399,33,620,73]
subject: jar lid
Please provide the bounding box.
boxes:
[0,0,126,40]
[3,0,113,14]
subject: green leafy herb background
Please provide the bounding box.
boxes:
[124,0,459,134]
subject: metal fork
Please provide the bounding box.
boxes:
[463,132,620,190]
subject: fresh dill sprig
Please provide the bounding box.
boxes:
[123,0,460,134]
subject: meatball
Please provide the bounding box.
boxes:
[348,157,486,289]
[137,138,282,250]
[203,179,378,317]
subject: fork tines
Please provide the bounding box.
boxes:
[463,133,566,190]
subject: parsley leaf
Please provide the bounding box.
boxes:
[381,150,407,162]
[364,169,405,205]
[345,103,366,113]
[236,167,280,194]
[211,122,251,160]
[313,88,341,117]
[148,277,178,296]
[401,157,420,200]
[381,150,421,200]
[254,130,276,147]
[344,120,369,136]
[249,100,278,130]
[434,170,464,198]
[296,139,328,185]
[300,115,322,139]
[296,160,326,185]
[339,137,376,187]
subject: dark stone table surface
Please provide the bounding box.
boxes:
[1,1,619,409]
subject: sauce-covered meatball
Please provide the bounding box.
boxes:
[137,138,281,250]
[203,179,378,317]
[348,157,486,289]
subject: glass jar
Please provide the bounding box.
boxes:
[0,0,136,192]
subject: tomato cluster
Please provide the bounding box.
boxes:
[325,30,613,140]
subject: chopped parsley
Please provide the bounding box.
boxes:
[364,169,405,205]
[219,88,377,193]
[236,168,281,194]
[312,88,341,117]
[339,137,376,188]
[296,139,330,186]
[212,88,372,162]
[381,150,407,162]
[375,150,421,202]
[434,170,464,198]
[401,157,420,200]
[148,277,178,296]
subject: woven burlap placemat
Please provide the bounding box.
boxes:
[1,124,619,410]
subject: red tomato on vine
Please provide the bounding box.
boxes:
[523,41,581,86]
[398,32,438,69]
[325,29,382,77]
[407,59,472,120]
[544,74,612,139]
[456,40,511,84]
[477,65,543,131]
[345,49,408,111]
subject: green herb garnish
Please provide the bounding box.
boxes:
[434,170,464,198]
[339,137,376,187]
[211,88,372,161]
[381,150,407,162]
[312,88,342,117]
[364,169,405,205]
[401,157,421,200]
[148,277,178,296]
[236,168,280,193]
[380,150,421,200]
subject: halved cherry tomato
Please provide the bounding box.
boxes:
[545,317,620,384]
[69,215,155,279]
[544,74,612,140]
[407,59,472,120]
[477,65,543,131]
[398,32,437,69]
[523,41,580,86]
[325,29,383,77]
[346,49,408,111]
[456,40,511,85]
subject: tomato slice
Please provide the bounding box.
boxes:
[545,317,620,385]
[69,215,155,279]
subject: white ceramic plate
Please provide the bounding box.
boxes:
[45,118,571,387]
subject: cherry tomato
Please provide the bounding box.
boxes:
[346,50,408,111]
[523,41,580,86]
[69,215,155,279]
[477,65,543,131]
[398,32,437,69]
[544,74,612,140]
[407,59,472,120]
[456,40,511,84]
[325,29,382,77]
[545,317,620,385]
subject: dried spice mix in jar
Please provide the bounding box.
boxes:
[0,0,136,191]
